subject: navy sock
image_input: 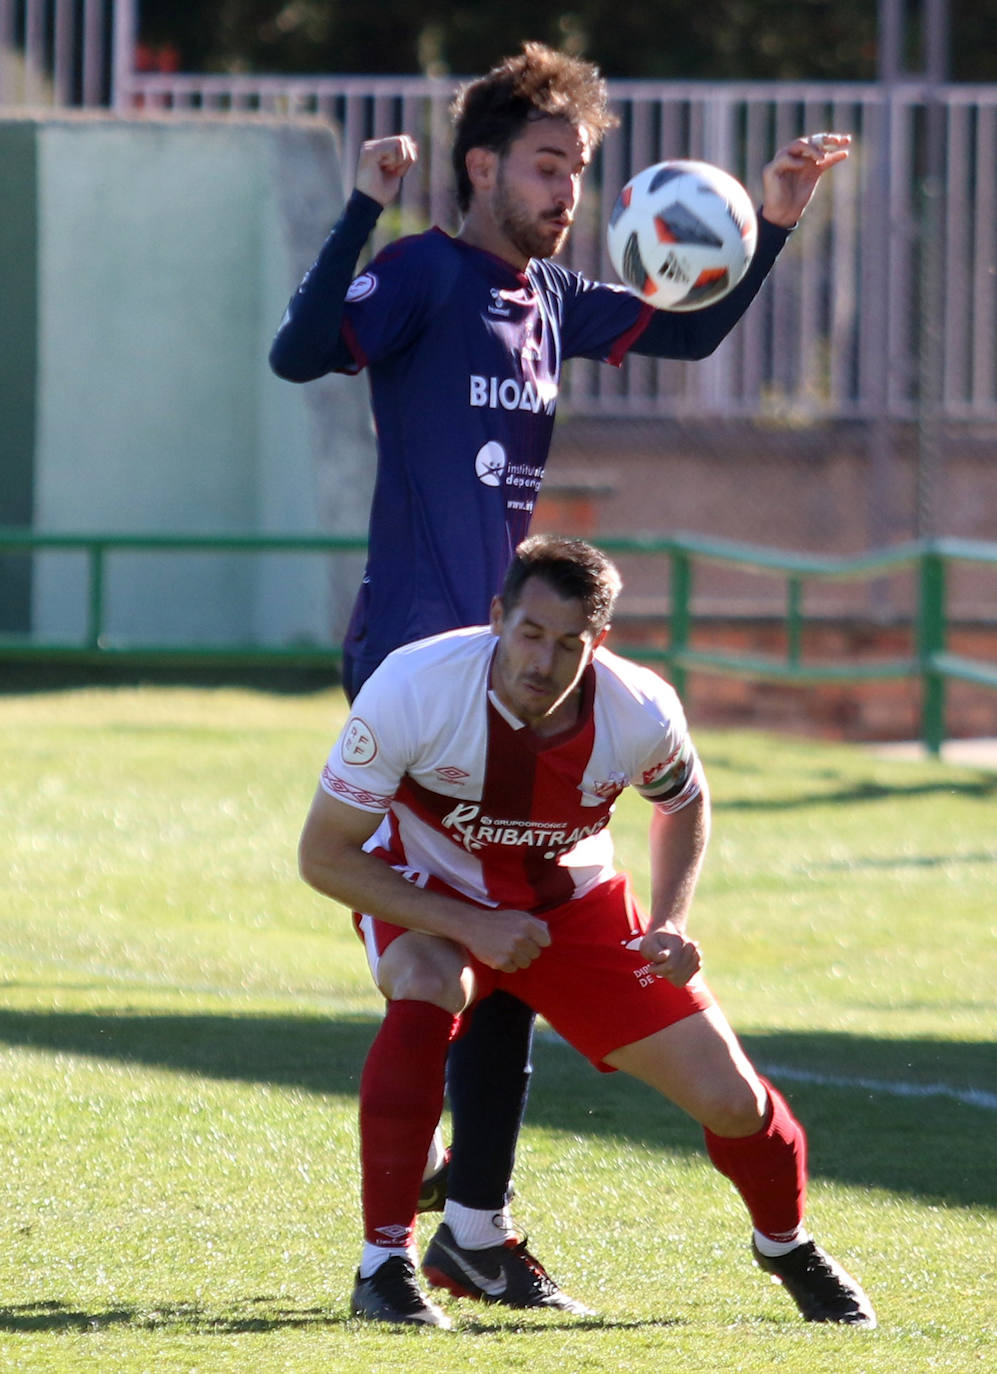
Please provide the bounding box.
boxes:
[445,990,535,1209]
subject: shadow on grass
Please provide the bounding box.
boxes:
[0,1300,131,1332]
[0,1007,992,1210]
[0,1298,330,1335]
[0,1296,674,1335]
[0,1298,337,1335]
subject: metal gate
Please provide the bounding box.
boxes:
[2,0,995,427]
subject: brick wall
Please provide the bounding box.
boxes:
[533,417,997,742]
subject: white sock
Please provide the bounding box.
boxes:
[423,1125,446,1180]
[753,1226,810,1258]
[444,1199,515,1250]
[359,1241,416,1279]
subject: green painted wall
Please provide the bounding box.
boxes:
[0,115,375,648]
[0,122,38,631]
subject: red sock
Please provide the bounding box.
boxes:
[703,1078,808,1242]
[359,999,458,1250]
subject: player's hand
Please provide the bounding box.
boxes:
[639,921,701,987]
[759,132,851,228]
[468,910,551,973]
[354,135,418,207]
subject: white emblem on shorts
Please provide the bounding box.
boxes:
[475,441,507,487]
[346,272,377,302]
[341,716,378,764]
[623,936,660,987]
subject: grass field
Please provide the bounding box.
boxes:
[0,685,993,1374]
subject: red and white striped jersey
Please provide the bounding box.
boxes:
[320,627,701,912]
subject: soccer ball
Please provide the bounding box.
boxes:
[607,160,758,312]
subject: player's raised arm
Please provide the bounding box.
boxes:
[268,135,418,382]
[628,132,850,363]
[759,131,851,228]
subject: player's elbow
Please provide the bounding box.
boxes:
[269,337,321,383]
[297,832,328,892]
[684,334,723,362]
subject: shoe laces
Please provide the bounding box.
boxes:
[504,1234,560,1295]
[796,1243,839,1278]
[784,1243,861,1306]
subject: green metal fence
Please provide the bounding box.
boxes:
[2,528,996,755]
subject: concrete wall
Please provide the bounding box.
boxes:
[0,114,375,647]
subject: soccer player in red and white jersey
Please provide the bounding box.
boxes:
[299,535,876,1330]
[272,42,852,1311]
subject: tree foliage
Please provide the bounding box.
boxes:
[137,1,994,83]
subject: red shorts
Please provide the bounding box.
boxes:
[354,873,714,1071]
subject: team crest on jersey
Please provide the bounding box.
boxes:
[589,771,628,801]
[346,272,377,302]
[341,716,378,764]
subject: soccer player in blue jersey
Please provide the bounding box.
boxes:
[270,41,850,1315]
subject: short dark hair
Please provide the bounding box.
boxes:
[501,534,622,634]
[451,42,617,214]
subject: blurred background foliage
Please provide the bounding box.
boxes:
[136,1,994,82]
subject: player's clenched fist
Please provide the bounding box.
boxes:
[639,922,702,987]
[354,135,419,207]
[468,910,552,973]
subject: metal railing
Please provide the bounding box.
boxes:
[0,0,120,106]
[106,74,997,426]
[2,0,994,424]
[2,527,995,755]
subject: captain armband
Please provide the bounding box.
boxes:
[640,745,704,815]
[651,770,702,815]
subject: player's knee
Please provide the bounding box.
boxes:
[383,956,467,1013]
[376,932,473,1013]
[699,1075,768,1137]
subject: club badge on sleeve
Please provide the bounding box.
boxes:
[342,716,378,765]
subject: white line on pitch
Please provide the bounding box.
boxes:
[760,1063,997,1112]
[534,1027,996,1111]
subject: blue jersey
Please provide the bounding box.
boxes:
[270,193,791,694]
[336,229,651,687]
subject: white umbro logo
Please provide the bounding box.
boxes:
[375,1224,410,1242]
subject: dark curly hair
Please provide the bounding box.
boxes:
[501,534,621,634]
[451,42,617,214]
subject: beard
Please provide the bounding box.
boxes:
[493,168,570,262]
